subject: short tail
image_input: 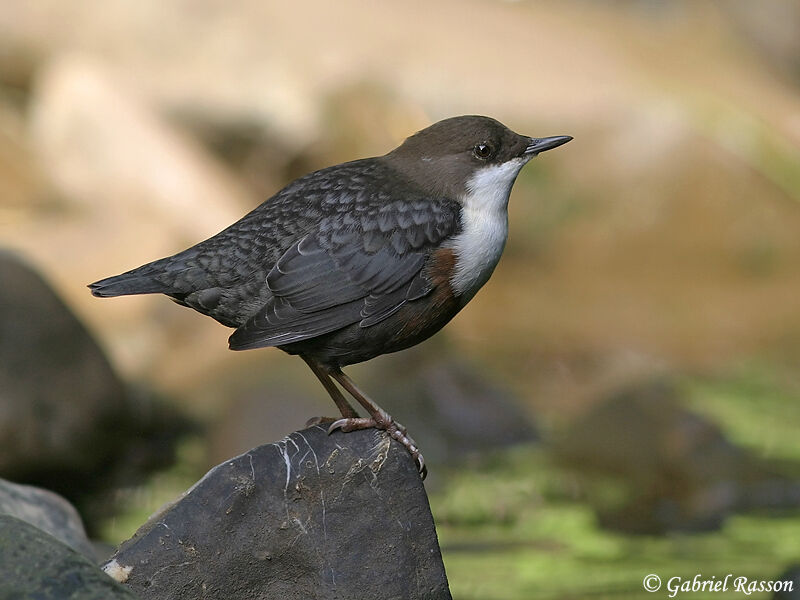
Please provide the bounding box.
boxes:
[89,267,167,298]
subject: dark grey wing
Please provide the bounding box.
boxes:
[228,196,459,350]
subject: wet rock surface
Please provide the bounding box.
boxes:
[108,426,452,600]
[0,478,95,559]
[0,515,137,600]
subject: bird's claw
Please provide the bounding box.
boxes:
[327,417,375,433]
[414,452,427,479]
[327,416,427,479]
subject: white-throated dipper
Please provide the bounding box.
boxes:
[90,115,571,477]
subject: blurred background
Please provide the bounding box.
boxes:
[1,0,800,598]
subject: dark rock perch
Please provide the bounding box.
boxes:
[0,515,136,600]
[0,478,96,560]
[105,426,452,600]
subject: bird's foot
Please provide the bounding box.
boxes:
[328,413,427,479]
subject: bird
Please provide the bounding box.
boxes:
[89,115,572,478]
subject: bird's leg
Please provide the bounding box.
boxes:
[327,368,426,479]
[300,355,360,425]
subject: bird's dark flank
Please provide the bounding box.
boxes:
[89,115,572,477]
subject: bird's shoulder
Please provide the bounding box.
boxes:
[210,157,461,256]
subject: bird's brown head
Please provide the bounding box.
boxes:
[385,115,572,200]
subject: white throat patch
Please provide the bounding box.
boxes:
[448,157,528,301]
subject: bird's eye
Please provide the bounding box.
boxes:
[473,142,494,159]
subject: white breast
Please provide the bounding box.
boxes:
[448,158,528,302]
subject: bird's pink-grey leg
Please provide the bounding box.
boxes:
[300,355,360,420]
[327,368,426,479]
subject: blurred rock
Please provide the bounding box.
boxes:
[174,80,426,203]
[553,379,800,533]
[0,0,596,142]
[725,1,800,83]
[773,564,800,599]
[0,97,47,212]
[208,383,331,466]
[0,250,191,530]
[363,342,538,466]
[30,54,249,231]
[0,37,39,99]
[0,515,136,600]
[0,249,126,476]
[0,478,94,559]
[107,426,451,600]
[208,340,537,470]
[5,53,262,386]
[171,111,291,203]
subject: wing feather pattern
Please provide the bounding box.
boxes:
[229,188,459,350]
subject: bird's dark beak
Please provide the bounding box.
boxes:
[524,135,573,156]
